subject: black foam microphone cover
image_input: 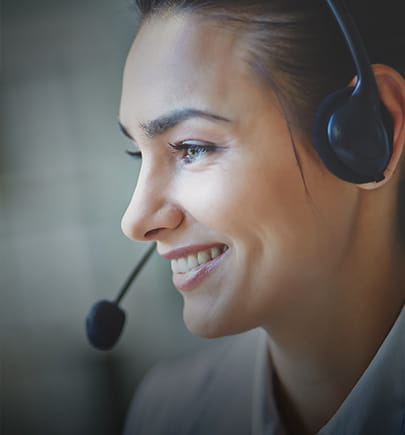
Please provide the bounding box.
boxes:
[85,242,156,351]
[86,300,126,350]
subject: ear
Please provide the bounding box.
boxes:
[358,64,405,190]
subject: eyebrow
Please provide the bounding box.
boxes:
[118,108,231,141]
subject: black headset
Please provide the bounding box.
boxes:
[312,0,393,184]
[86,0,394,350]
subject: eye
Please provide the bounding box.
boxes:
[168,140,217,164]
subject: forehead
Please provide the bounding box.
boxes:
[119,12,263,131]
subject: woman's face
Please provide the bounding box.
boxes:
[119,13,356,337]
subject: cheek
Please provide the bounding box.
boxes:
[171,163,259,235]
[172,150,307,242]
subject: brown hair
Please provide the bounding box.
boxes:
[134,0,405,246]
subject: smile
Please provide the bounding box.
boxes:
[171,245,229,274]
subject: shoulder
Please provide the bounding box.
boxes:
[124,329,262,435]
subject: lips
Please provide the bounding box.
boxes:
[161,243,229,291]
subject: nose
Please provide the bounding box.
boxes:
[121,163,184,241]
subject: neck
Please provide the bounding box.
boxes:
[264,192,405,434]
[268,299,403,434]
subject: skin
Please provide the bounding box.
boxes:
[119,12,405,435]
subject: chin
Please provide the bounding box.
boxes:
[182,300,254,339]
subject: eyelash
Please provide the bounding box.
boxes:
[125,149,142,159]
[168,141,217,164]
[125,141,217,164]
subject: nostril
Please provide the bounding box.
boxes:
[144,228,164,239]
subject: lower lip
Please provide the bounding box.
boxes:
[172,249,229,292]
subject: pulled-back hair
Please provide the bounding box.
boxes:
[133,0,405,246]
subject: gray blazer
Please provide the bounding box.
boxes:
[124,306,405,435]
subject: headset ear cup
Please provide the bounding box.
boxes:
[312,87,372,183]
[313,86,393,184]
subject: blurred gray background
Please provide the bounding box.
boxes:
[0,1,215,433]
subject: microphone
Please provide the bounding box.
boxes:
[86,242,156,350]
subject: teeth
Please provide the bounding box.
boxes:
[197,250,210,265]
[211,247,221,259]
[187,254,198,269]
[171,245,228,274]
[177,257,188,273]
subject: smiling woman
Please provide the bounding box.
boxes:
[118,0,405,434]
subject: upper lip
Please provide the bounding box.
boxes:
[160,243,227,260]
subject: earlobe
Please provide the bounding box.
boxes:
[359,64,405,190]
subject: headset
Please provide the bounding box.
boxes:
[313,0,393,183]
[86,0,394,350]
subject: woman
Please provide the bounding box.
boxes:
[118,0,405,433]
